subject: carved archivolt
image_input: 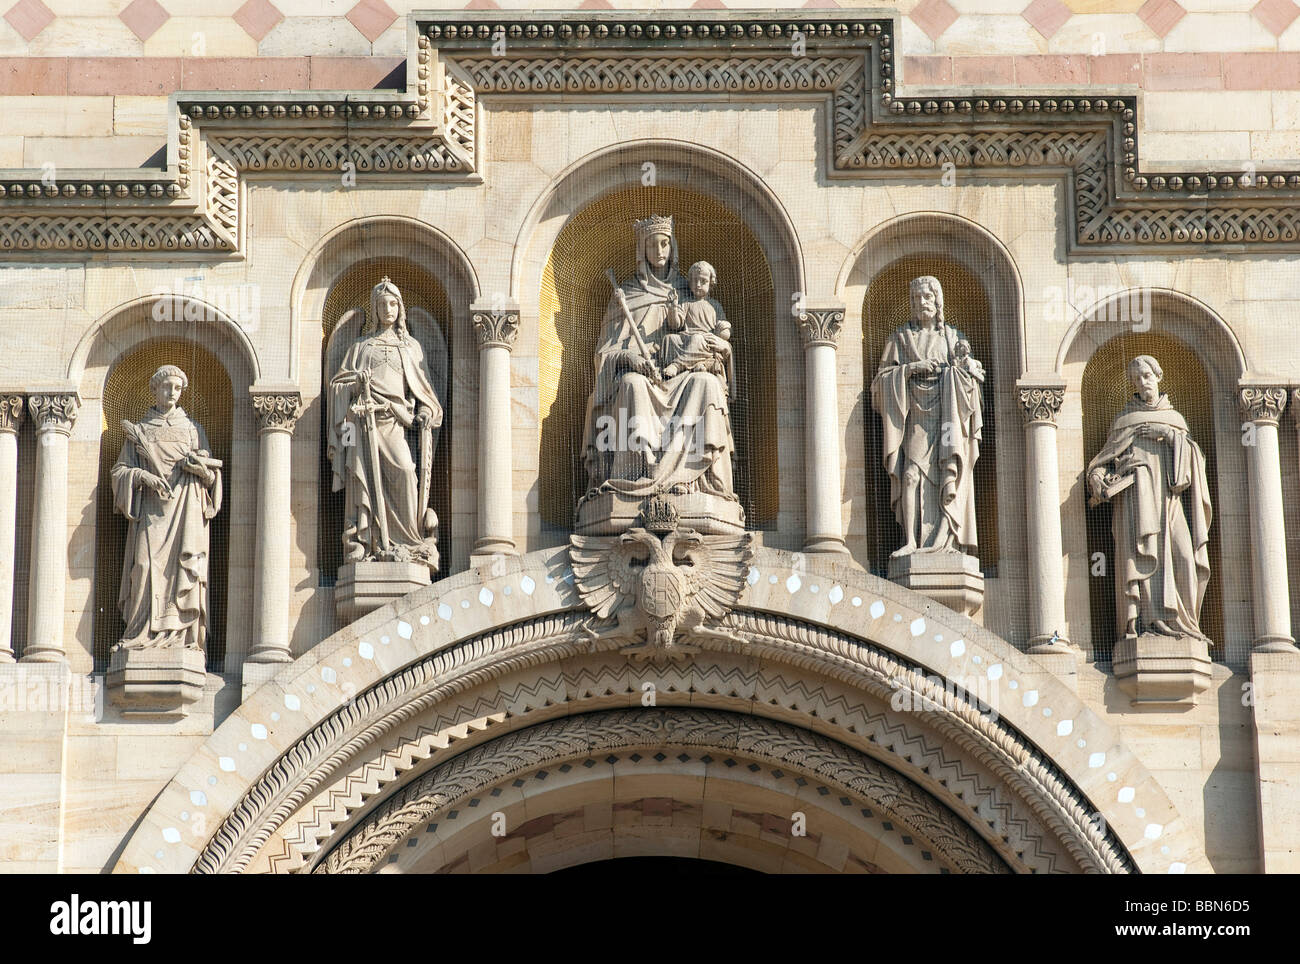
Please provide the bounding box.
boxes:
[313,708,1009,875]
[188,604,1133,875]
[6,12,1300,252]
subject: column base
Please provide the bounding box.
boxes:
[802,535,850,555]
[1027,643,1079,693]
[336,561,432,624]
[1113,633,1212,708]
[887,550,983,617]
[471,538,518,568]
[241,659,284,704]
[1253,634,1299,654]
[20,647,67,664]
[106,646,207,720]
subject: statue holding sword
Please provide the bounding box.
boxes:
[328,277,443,571]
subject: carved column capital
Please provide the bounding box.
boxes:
[797,308,844,349]
[28,393,79,436]
[472,309,520,351]
[250,389,303,434]
[1018,387,1065,426]
[1239,385,1288,425]
[0,394,24,434]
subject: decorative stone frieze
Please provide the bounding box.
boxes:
[3,13,1300,253]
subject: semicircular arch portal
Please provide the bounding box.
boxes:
[113,549,1204,876]
[315,708,1009,875]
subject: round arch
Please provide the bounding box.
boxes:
[289,214,481,384]
[1059,289,1250,665]
[511,139,806,310]
[112,548,1205,875]
[66,295,259,672]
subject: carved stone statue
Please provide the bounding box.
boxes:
[110,364,223,651]
[575,215,742,535]
[871,275,984,558]
[1087,355,1212,642]
[328,277,443,572]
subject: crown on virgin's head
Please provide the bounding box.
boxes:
[633,215,674,241]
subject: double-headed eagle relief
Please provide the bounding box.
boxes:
[569,216,754,655]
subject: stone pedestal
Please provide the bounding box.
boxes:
[887,551,983,617]
[336,561,431,624]
[575,491,744,536]
[1112,633,1212,707]
[106,647,207,720]
[1249,646,1300,871]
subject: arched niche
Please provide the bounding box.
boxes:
[861,257,999,575]
[844,214,1023,638]
[317,260,453,588]
[1060,292,1246,666]
[94,340,233,670]
[292,217,478,642]
[72,295,256,674]
[536,184,777,532]
[515,141,805,548]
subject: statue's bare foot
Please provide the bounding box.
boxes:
[891,544,916,558]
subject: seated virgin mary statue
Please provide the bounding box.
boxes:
[576,215,743,535]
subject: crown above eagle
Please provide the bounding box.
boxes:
[639,496,680,534]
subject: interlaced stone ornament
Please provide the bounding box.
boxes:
[569,495,754,657]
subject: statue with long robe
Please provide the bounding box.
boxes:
[111,364,222,651]
[871,275,983,557]
[578,215,739,515]
[1087,355,1212,641]
[327,277,443,570]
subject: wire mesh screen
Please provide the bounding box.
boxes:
[318,258,453,585]
[94,339,232,672]
[1081,333,1223,663]
[537,184,777,531]
[862,256,999,576]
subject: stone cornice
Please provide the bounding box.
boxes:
[5,11,1300,252]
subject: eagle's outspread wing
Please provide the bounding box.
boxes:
[570,533,650,620]
[677,531,755,620]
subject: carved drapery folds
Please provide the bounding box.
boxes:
[250,392,303,434]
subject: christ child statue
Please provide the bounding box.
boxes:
[662,260,732,380]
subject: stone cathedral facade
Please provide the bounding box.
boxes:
[1,4,1298,875]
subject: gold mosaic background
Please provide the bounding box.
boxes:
[1081,333,1224,661]
[318,259,453,584]
[94,339,232,671]
[863,257,999,575]
[537,185,778,530]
